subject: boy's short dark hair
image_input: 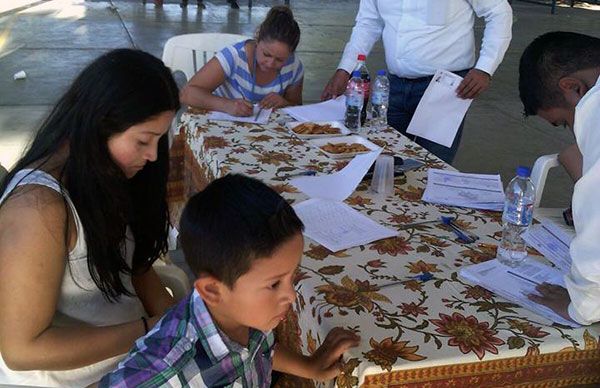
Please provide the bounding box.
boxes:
[179,174,304,287]
[519,31,600,116]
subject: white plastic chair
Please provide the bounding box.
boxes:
[530,153,560,208]
[0,164,7,181]
[162,33,250,81]
[153,260,192,301]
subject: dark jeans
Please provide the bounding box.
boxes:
[387,69,469,164]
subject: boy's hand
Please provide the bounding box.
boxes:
[527,283,573,322]
[307,327,360,381]
[259,93,288,109]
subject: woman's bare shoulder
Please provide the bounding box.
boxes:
[0,184,70,243]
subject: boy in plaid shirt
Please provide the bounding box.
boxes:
[100,174,359,387]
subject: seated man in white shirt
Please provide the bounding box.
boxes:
[519,31,600,325]
[321,0,513,163]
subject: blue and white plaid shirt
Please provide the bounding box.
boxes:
[100,290,275,387]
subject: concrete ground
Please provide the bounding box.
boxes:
[0,0,599,207]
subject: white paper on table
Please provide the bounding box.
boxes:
[281,96,346,122]
[290,149,381,201]
[293,198,398,252]
[406,70,472,147]
[422,169,505,210]
[208,106,272,124]
[459,258,579,327]
[522,224,572,272]
[539,214,576,244]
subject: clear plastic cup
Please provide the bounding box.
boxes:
[370,154,394,196]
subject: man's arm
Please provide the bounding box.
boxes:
[458,0,512,99]
[321,0,384,100]
[558,143,583,182]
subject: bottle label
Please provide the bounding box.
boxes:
[503,202,534,225]
[362,82,370,100]
[346,95,363,108]
[372,91,385,105]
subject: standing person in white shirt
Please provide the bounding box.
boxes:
[321,0,513,163]
[519,31,600,325]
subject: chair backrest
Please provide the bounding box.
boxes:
[0,164,7,182]
[530,153,560,207]
[162,33,250,81]
[153,260,192,302]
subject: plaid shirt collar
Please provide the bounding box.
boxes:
[186,290,274,387]
[190,290,271,361]
[100,289,274,388]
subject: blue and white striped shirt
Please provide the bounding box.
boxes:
[214,40,304,103]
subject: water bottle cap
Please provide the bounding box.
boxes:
[357,54,366,61]
[377,69,386,76]
[516,166,531,177]
[351,70,361,78]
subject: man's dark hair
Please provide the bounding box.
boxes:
[179,174,304,287]
[519,31,600,116]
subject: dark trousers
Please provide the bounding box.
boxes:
[387,69,469,164]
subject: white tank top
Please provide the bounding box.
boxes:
[0,169,146,387]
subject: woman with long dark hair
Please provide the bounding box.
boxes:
[0,48,180,386]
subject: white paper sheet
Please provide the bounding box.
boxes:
[422,169,505,211]
[406,70,473,147]
[293,198,398,252]
[460,258,579,327]
[523,223,572,272]
[290,149,381,201]
[281,96,346,122]
[208,106,272,124]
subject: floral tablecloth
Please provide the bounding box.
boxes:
[168,109,600,388]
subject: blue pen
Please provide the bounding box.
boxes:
[378,272,434,290]
[440,216,477,243]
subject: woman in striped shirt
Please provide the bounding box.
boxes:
[181,6,304,116]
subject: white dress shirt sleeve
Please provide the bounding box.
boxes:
[468,0,513,76]
[566,164,600,325]
[337,0,384,74]
[565,81,600,326]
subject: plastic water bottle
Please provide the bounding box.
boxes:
[497,166,536,267]
[371,70,389,130]
[344,70,364,132]
[355,54,370,126]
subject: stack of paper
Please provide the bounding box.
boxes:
[293,198,398,252]
[281,96,346,122]
[422,169,505,211]
[522,216,575,272]
[459,258,578,327]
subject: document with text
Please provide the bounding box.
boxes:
[293,198,398,252]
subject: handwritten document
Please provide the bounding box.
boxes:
[293,198,398,252]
